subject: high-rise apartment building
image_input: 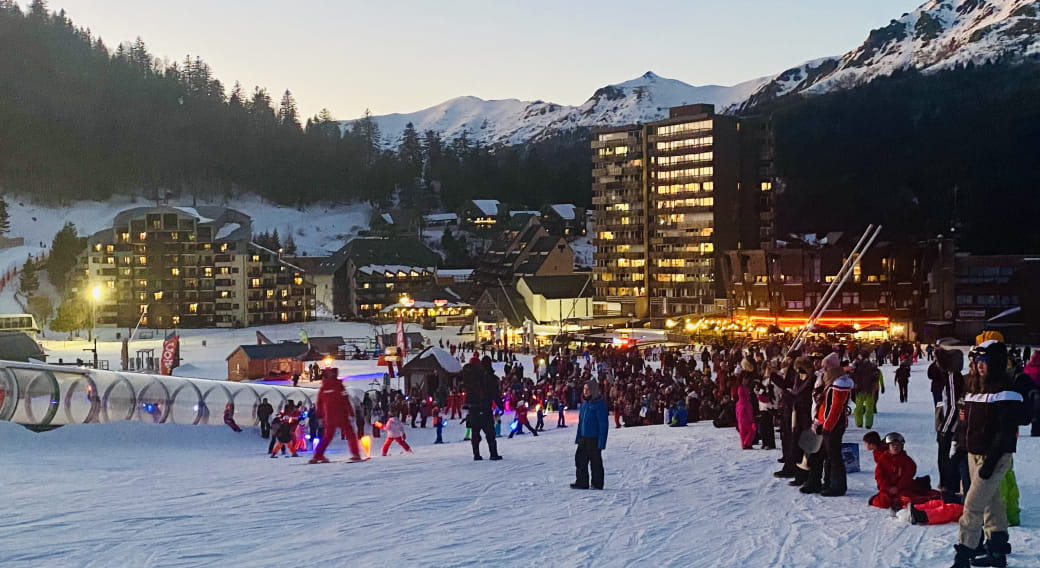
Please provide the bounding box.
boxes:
[80,206,315,328]
[591,104,772,320]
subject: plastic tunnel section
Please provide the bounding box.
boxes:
[0,362,318,429]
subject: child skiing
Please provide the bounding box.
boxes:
[379,415,413,456]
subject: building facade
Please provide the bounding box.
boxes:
[720,236,936,339]
[332,237,441,319]
[80,206,314,329]
[591,104,771,320]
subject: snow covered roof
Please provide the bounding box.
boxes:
[435,269,473,282]
[509,210,540,217]
[418,347,463,374]
[358,264,435,275]
[173,207,214,223]
[381,213,394,224]
[214,223,241,240]
[471,199,500,216]
[550,204,577,220]
[423,213,458,222]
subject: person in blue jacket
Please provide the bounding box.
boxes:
[572,379,609,490]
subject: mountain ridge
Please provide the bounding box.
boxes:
[356,71,771,148]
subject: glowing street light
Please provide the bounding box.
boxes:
[89,285,103,342]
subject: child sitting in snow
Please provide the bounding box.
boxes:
[868,432,938,510]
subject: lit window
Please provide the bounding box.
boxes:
[154,291,163,300]
[189,303,198,313]
[170,268,180,276]
[171,316,180,325]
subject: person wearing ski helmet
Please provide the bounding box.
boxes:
[950,340,1022,568]
[310,367,363,464]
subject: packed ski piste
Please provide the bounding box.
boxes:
[2,331,1038,567]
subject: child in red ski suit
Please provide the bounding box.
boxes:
[379,415,412,456]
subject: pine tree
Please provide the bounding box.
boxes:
[47,222,83,291]
[399,122,423,179]
[228,81,244,109]
[278,90,300,130]
[19,257,39,295]
[51,293,89,334]
[271,228,281,250]
[27,294,53,328]
[0,197,10,236]
[284,233,297,255]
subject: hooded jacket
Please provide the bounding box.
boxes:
[576,387,609,450]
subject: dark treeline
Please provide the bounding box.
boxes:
[768,58,1040,254]
[0,1,591,211]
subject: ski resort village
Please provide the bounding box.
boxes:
[2,1,1040,567]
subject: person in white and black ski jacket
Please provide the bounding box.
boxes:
[950,340,1023,568]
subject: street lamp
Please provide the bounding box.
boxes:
[90,285,102,342]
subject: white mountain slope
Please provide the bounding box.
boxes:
[739,0,1040,109]
[359,71,770,148]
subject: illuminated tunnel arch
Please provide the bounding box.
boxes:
[0,362,317,428]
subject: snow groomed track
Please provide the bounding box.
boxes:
[0,361,316,428]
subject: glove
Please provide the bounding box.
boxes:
[881,387,885,394]
[978,459,996,480]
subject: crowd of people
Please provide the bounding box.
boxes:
[247,331,1038,566]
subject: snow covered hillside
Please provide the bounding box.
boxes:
[740,0,1040,109]
[360,71,770,148]
[1,357,1037,567]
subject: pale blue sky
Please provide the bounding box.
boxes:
[44,0,923,120]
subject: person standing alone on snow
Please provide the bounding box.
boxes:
[950,340,1023,568]
[572,379,608,490]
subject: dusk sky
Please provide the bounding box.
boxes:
[45,0,924,120]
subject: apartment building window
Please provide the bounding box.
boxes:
[153,291,163,300]
[956,295,974,305]
[786,301,804,310]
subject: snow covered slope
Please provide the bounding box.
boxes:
[740,0,1040,109]
[360,71,770,148]
[1,357,1037,567]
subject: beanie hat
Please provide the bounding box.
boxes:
[973,340,1008,372]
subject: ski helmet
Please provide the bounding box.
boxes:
[883,432,905,445]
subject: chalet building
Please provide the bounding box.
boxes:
[79,206,314,329]
[369,209,421,238]
[471,214,574,288]
[720,234,936,340]
[591,104,773,321]
[331,237,441,319]
[458,199,502,230]
[226,342,309,381]
[541,204,588,237]
[473,274,593,349]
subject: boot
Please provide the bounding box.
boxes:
[773,467,797,478]
[971,531,1009,567]
[799,480,823,494]
[950,544,975,568]
[788,469,809,487]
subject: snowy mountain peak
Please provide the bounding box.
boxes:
[361,72,770,148]
[740,0,1040,109]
